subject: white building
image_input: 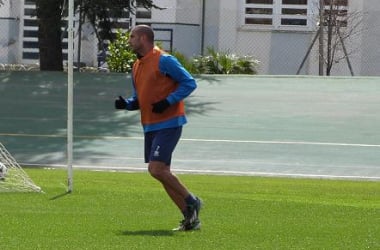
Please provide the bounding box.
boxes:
[0,0,20,64]
[0,0,379,76]
[202,0,380,76]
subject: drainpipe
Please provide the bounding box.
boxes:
[319,0,324,76]
[201,0,205,55]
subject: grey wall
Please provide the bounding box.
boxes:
[269,32,313,75]
[153,23,201,58]
[360,0,380,76]
[0,19,19,64]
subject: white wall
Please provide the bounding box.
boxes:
[360,0,380,76]
[217,0,238,51]
[151,0,202,57]
[151,0,177,23]
[201,0,379,76]
[0,0,11,16]
[234,30,271,75]
[175,0,201,24]
[151,0,202,24]
[203,0,311,75]
[203,0,220,54]
[0,0,20,64]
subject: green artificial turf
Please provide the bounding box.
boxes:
[1,168,379,249]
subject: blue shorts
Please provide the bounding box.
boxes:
[144,126,182,165]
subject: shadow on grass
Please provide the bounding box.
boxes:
[118,229,176,237]
[50,191,71,200]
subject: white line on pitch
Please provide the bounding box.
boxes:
[22,163,380,180]
[2,133,380,148]
[181,138,380,148]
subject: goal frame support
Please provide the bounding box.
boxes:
[67,0,74,193]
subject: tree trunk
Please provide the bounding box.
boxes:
[325,2,334,76]
[36,0,64,71]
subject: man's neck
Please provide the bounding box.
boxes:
[138,45,154,58]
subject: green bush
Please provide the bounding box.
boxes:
[174,47,259,75]
[107,31,259,75]
[171,50,198,74]
[106,30,136,73]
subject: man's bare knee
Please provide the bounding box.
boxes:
[148,161,168,181]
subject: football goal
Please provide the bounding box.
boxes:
[0,142,42,192]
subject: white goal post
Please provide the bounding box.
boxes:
[67,0,74,193]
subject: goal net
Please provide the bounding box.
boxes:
[0,142,42,192]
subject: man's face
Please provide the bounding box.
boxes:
[128,29,142,55]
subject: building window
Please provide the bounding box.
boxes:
[243,0,311,29]
[22,1,40,62]
[244,0,274,26]
[323,0,348,27]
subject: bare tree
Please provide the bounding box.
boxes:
[298,0,364,76]
[322,0,363,76]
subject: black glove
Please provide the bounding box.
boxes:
[115,96,127,109]
[152,99,170,113]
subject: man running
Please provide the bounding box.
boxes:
[115,25,202,231]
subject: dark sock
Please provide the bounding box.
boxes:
[185,194,197,206]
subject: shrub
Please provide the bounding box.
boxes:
[106,30,136,73]
[106,31,259,75]
[173,47,259,75]
[171,50,199,74]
